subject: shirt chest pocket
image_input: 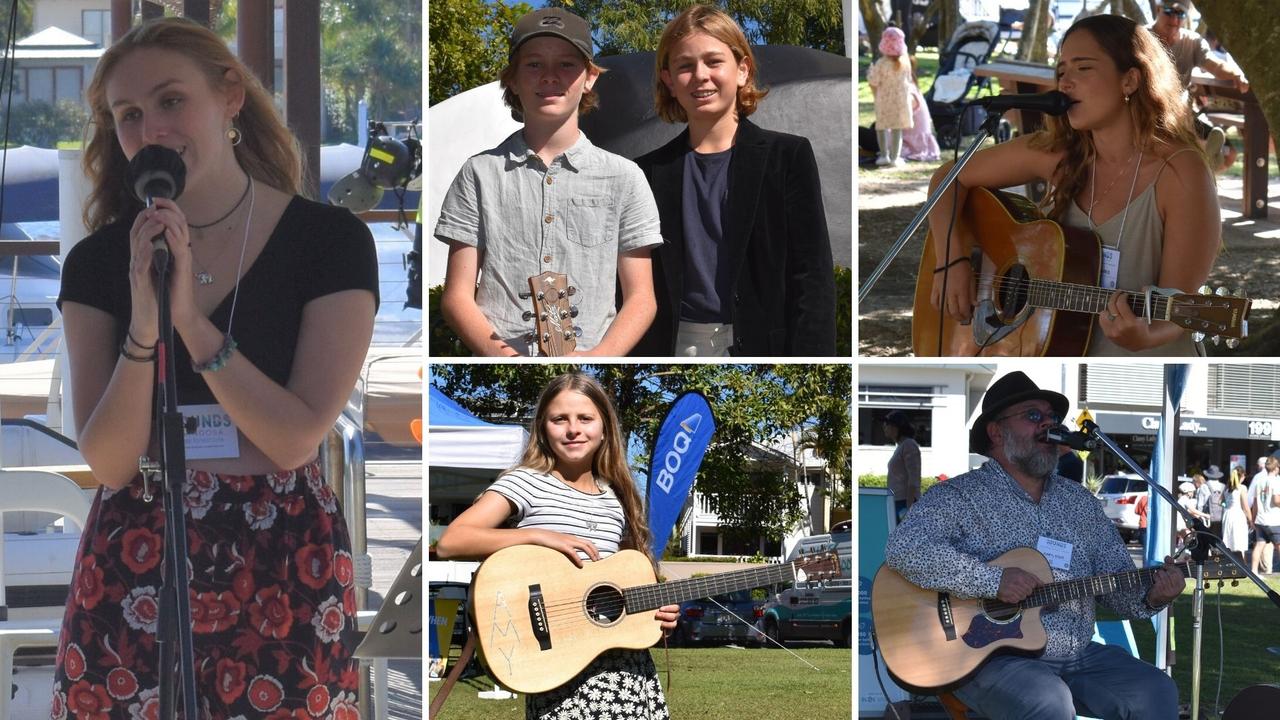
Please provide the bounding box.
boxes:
[566,196,618,248]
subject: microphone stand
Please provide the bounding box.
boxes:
[142,243,199,720]
[859,107,1007,305]
[1078,420,1280,720]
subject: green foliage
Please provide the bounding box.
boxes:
[835,264,852,357]
[858,473,940,495]
[0,101,90,148]
[428,0,532,105]
[432,364,852,539]
[427,284,470,357]
[550,0,844,56]
[322,0,422,141]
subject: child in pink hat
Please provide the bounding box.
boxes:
[866,26,914,167]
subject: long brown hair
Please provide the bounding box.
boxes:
[82,17,302,232]
[654,4,768,124]
[517,372,654,563]
[1029,14,1204,221]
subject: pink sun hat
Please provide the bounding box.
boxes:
[879,26,907,57]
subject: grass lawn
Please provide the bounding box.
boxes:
[1099,571,1280,717]
[427,645,850,718]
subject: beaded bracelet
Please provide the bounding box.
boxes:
[192,335,237,373]
[120,342,155,363]
[127,331,157,351]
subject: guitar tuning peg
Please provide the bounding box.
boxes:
[559,309,570,319]
[1191,331,1206,343]
[574,327,583,337]
[1198,284,1211,295]
[536,291,546,301]
[563,330,574,341]
[522,311,535,321]
[1214,287,1229,297]
[1210,335,1221,346]
[524,332,536,342]
[569,305,579,318]
[556,289,567,299]
[1226,338,1240,349]
[566,286,577,296]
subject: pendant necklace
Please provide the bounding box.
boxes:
[188,176,252,285]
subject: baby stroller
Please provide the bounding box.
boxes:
[924,20,1007,150]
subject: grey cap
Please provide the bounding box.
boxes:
[510,8,593,59]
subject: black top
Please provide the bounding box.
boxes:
[59,196,379,404]
[632,119,836,356]
[679,147,733,323]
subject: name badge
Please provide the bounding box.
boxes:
[180,404,240,460]
[1100,247,1121,290]
[1036,536,1074,571]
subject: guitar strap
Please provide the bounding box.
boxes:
[427,623,478,718]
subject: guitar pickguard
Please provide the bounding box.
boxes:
[961,611,1025,649]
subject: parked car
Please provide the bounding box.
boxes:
[673,588,766,646]
[1097,473,1148,542]
[758,577,852,648]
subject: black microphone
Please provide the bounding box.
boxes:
[1043,424,1097,451]
[126,145,187,273]
[971,90,1076,117]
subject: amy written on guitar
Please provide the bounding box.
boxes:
[434,372,678,717]
[913,15,1236,357]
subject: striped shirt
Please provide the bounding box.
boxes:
[487,468,625,561]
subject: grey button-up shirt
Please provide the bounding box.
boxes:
[435,130,663,353]
[885,460,1162,659]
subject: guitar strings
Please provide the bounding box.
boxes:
[969,273,1175,315]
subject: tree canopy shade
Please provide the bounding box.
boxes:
[428,0,530,106]
[430,364,852,539]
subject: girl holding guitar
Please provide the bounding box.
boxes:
[436,372,678,719]
[927,14,1218,356]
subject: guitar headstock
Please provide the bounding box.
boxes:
[1198,558,1249,583]
[793,551,842,581]
[1170,286,1250,345]
[523,271,580,356]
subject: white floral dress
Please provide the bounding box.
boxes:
[867,57,914,130]
[527,649,669,719]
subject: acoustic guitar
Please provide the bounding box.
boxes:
[912,187,1251,356]
[523,271,580,356]
[469,544,840,693]
[870,546,1246,692]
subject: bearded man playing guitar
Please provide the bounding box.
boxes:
[882,371,1186,719]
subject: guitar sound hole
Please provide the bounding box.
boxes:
[996,265,1030,320]
[981,599,1021,623]
[584,585,625,626]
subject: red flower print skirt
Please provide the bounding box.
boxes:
[50,463,361,719]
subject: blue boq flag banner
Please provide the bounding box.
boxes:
[646,392,716,559]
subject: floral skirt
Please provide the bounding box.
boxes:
[51,463,361,720]
[526,648,668,720]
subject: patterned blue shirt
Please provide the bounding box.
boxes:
[884,460,1163,659]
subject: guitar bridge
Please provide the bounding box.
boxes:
[528,584,552,651]
[937,592,957,641]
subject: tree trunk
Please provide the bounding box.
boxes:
[860,0,890,57]
[937,0,960,50]
[1017,0,1053,62]
[1195,0,1280,351]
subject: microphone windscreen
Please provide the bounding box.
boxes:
[127,145,187,203]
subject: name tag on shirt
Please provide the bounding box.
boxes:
[1036,536,1074,571]
[180,404,240,459]
[1100,247,1121,290]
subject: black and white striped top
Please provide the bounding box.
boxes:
[488,468,627,560]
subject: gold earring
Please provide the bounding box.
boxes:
[227,125,242,146]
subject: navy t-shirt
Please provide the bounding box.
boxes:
[58,195,379,404]
[679,147,733,323]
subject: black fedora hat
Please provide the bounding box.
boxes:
[970,371,1069,454]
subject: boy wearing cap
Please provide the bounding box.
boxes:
[885,371,1186,719]
[436,8,662,356]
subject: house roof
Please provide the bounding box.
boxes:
[8,26,104,60]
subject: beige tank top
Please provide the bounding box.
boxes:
[1062,148,1207,357]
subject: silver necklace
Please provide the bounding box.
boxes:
[190,178,254,286]
[1086,149,1138,224]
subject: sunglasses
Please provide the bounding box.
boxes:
[994,408,1062,426]
[1162,8,1187,18]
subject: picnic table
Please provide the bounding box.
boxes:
[973,60,1272,218]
